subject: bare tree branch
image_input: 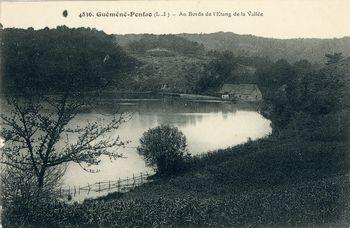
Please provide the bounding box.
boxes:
[0,93,130,188]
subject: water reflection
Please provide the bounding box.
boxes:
[63,99,271,186]
[0,98,271,187]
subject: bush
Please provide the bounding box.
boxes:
[0,166,64,227]
[137,125,190,176]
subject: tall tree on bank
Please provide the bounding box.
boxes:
[0,93,131,189]
[262,53,349,132]
[0,26,136,189]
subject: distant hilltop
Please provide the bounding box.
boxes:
[114,32,350,64]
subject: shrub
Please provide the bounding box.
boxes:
[0,166,64,227]
[137,125,190,176]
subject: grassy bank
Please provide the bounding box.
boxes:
[5,134,349,227]
[28,174,349,227]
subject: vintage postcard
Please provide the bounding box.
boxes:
[0,0,349,227]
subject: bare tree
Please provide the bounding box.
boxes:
[0,93,130,189]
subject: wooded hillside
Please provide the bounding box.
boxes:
[115,32,350,64]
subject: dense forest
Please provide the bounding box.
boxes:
[126,34,205,56]
[116,33,350,95]
[2,28,350,96]
[116,32,350,63]
[0,26,137,94]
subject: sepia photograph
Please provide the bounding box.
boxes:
[0,0,349,227]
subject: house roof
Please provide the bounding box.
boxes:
[219,84,260,95]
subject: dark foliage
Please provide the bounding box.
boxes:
[127,34,205,56]
[116,32,350,63]
[195,51,238,93]
[0,26,137,94]
[137,125,190,176]
[260,54,349,131]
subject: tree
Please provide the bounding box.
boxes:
[325,52,344,65]
[196,51,237,92]
[0,27,137,94]
[127,34,205,55]
[262,54,349,132]
[0,164,65,227]
[137,125,190,175]
[0,93,130,189]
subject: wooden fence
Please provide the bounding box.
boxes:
[59,172,151,198]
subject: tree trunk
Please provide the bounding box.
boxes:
[37,168,46,189]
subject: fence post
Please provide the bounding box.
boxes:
[109,180,111,190]
[88,183,90,194]
[133,174,135,188]
[140,172,143,184]
[74,186,76,196]
[98,182,101,192]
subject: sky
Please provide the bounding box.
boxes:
[1,0,350,39]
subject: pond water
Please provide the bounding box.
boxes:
[62,99,272,187]
[0,98,272,200]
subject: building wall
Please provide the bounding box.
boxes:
[222,94,230,100]
[220,86,263,102]
[231,90,262,102]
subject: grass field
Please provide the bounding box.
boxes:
[7,135,349,227]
